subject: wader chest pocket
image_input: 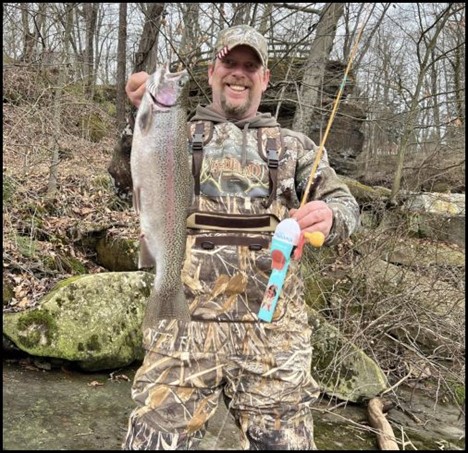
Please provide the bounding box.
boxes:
[187,212,280,232]
[195,236,270,251]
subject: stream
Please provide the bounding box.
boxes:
[2,358,464,450]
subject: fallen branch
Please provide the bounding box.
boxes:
[367,398,399,450]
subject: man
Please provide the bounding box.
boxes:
[120,25,360,450]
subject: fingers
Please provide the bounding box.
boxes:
[290,201,333,237]
[125,71,149,108]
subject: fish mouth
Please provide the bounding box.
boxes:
[149,92,175,110]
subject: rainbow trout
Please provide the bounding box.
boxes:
[131,64,191,329]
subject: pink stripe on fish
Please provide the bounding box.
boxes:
[165,134,176,239]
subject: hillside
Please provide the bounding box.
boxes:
[3,65,137,311]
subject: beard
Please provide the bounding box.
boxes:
[220,92,252,119]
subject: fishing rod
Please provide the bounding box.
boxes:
[258,6,371,322]
[298,5,372,248]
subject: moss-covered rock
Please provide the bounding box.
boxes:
[3,271,154,371]
[339,175,391,204]
[354,231,465,268]
[376,192,466,247]
[308,307,388,402]
[15,310,59,349]
[299,245,389,402]
[95,236,139,272]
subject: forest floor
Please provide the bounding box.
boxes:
[3,65,135,315]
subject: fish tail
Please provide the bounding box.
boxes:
[142,285,190,331]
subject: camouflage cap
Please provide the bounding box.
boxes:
[214,25,268,68]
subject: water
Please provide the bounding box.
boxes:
[2,359,464,450]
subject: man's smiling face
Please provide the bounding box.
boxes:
[208,45,270,120]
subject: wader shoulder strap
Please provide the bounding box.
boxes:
[257,127,285,209]
[188,121,213,196]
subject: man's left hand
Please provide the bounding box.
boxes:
[289,201,333,239]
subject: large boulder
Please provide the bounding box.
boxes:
[318,232,465,356]
[402,192,465,247]
[3,272,153,371]
[308,308,388,402]
[355,233,465,269]
[357,256,464,354]
[3,269,388,402]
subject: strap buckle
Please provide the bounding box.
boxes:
[192,133,204,152]
[267,148,279,169]
[200,241,215,250]
[266,137,279,168]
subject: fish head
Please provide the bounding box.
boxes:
[147,64,189,111]
[155,64,189,108]
[136,64,189,135]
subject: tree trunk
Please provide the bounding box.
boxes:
[108,3,165,200]
[20,4,36,62]
[179,3,201,69]
[82,3,98,97]
[47,57,68,196]
[390,4,455,203]
[452,29,464,125]
[259,4,272,36]
[231,3,253,26]
[72,5,84,80]
[133,3,165,74]
[93,6,105,89]
[429,48,441,142]
[292,3,345,136]
[116,3,127,131]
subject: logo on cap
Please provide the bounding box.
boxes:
[214,25,268,67]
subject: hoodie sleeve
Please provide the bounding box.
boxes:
[283,129,360,246]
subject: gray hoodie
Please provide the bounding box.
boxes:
[190,104,280,129]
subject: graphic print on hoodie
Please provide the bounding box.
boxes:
[189,105,281,199]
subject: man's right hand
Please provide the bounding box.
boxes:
[125,71,149,108]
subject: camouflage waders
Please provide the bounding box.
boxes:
[123,289,319,450]
[121,117,360,450]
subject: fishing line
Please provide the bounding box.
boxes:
[156,20,211,104]
[300,4,373,207]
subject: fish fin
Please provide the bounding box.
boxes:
[137,100,153,135]
[132,188,140,214]
[138,236,155,269]
[141,289,160,331]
